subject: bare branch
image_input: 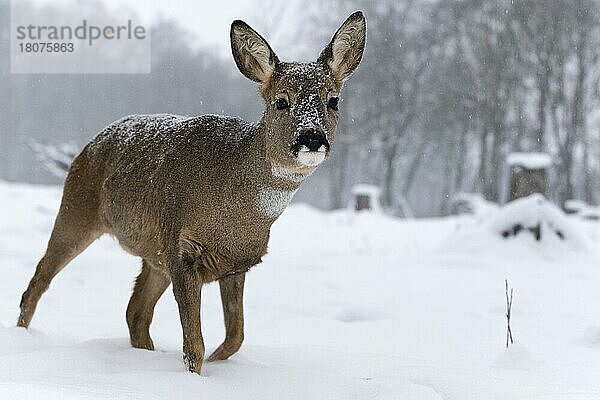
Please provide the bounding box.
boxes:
[505,279,514,348]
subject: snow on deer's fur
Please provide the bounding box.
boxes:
[17,12,366,374]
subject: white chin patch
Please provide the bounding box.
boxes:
[297,145,326,166]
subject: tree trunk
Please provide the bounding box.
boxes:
[535,65,549,152]
[572,25,588,202]
[478,124,490,198]
[382,141,400,209]
[512,97,525,153]
[453,126,468,193]
[402,138,428,196]
[329,142,349,209]
[489,120,504,202]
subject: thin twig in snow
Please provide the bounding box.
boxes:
[505,279,514,348]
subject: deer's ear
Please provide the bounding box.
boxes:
[231,20,279,84]
[318,11,366,82]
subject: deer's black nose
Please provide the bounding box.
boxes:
[292,128,330,154]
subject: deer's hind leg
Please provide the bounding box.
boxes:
[18,199,102,328]
[126,260,171,350]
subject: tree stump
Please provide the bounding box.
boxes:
[506,152,551,202]
[493,194,568,242]
[564,199,586,215]
[349,184,382,212]
[355,194,371,211]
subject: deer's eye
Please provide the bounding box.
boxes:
[275,97,289,110]
[328,96,339,111]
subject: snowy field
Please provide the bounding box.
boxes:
[2,181,600,399]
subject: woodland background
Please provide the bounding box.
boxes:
[2,0,600,216]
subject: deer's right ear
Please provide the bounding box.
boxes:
[231,20,279,84]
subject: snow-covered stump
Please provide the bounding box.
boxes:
[563,200,600,221]
[506,152,552,202]
[492,194,581,242]
[349,184,382,213]
[564,199,587,215]
[580,206,600,221]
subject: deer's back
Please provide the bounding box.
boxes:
[74,113,265,262]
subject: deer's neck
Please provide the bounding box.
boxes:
[248,117,315,220]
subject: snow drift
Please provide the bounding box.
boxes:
[2,181,600,399]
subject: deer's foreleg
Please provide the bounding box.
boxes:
[170,249,204,374]
[208,272,246,361]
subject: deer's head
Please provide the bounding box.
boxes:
[231,11,366,172]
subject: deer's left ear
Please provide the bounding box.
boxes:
[318,11,366,82]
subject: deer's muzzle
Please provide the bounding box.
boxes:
[291,129,329,167]
[291,129,330,155]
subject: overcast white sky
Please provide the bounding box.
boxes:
[29,0,257,51]
[24,0,329,61]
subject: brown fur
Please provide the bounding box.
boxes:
[17,12,366,374]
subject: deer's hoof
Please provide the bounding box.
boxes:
[207,341,242,362]
[183,352,203,374]
[130,336,154,351]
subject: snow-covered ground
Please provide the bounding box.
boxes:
[2,181,600,399]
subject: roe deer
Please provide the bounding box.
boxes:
[17,11,366,374]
